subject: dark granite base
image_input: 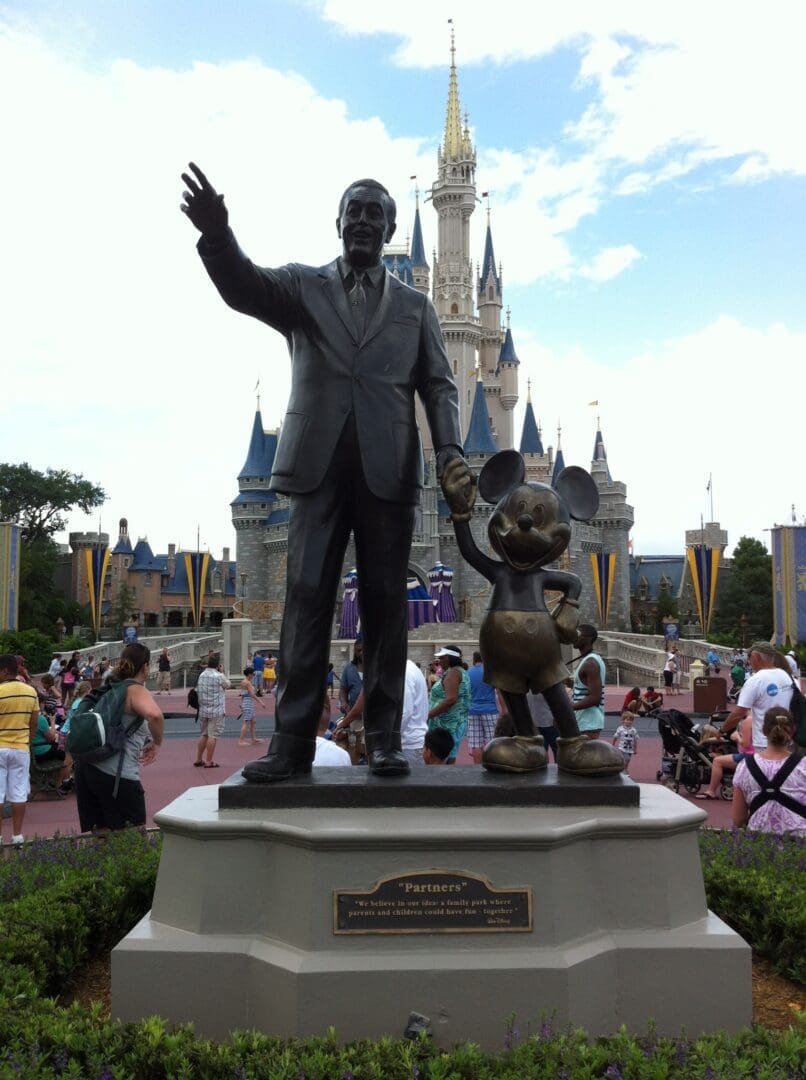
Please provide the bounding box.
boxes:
[218,764,639,810]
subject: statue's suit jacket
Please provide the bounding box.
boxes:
[199,235,462,502]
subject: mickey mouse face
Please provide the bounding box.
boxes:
[488,484,571,570]
[478,450,600,573]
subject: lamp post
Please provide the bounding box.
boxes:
[739,612,749,649]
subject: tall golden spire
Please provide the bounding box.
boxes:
[443,24,464,159]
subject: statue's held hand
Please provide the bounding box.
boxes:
[553,598,580,645]
[180,162,229,241]
[441,456,476,522]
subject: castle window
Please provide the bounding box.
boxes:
[452,360,457,375]
[123,558,129,568]
[144,572,152,585]
[488,286,494,300]
[451,303,458,314]
[639,577,648,601]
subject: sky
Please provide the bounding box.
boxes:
[2,0,805,561]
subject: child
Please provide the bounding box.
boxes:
[612,712,639,771]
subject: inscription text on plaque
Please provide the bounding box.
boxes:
[334,870,532,935]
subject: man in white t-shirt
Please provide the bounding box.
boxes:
[401,660,429,766]
[313,697,351,766]
[722,642,793,750]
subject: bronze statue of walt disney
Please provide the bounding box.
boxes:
[181,164,474,782]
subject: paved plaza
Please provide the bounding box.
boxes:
[10,682,742,839]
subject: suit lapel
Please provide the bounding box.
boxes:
[320,261,359,345]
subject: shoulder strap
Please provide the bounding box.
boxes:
[746,754,806,819]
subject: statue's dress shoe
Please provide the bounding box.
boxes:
[367,748,410,776]
[481,735,548,773]
[242,753,312,783]
[556,736,625,777]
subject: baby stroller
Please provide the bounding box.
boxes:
[656,709,734,799]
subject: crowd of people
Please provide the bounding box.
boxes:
[2,637,803,844]
[0,644,164,843]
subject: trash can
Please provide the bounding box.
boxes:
[692,676,727,713]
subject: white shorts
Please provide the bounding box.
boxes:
[0,748,30,804]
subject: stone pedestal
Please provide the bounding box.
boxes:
[222,617,252,681]
[113,775,751,1045]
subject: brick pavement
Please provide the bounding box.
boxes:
[8,683,738,841]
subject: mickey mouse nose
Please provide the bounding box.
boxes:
[517,513,533,531]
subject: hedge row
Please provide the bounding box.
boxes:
[0,830,802,1078]
[699,829,806,985]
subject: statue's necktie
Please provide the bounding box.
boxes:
[349,272,367,336]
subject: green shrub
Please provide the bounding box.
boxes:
[0,831,803,1077]
[0,831,162,998]
[699,829,806,984]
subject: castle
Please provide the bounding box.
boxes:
[233,40,634,639]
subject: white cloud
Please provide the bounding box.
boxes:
[319,1,806,185]
[578,244,641,282]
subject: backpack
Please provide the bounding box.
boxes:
[66,678,141,796]
[187,687,199,714]
[744,753,806,820]
[788,679,806,749]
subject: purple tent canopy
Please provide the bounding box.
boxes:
[338,569,359,639]
[407,577,437,630]
[428,563,457,623]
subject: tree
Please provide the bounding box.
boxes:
[109,584,137,636]
[0,463,105,543]
[654,589,679,635]
[0,463,106,635]
[712,537,773,643]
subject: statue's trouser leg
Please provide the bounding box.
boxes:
[500,690,536,736]
[353,472,415,753]
[542,682,581,738]
[272,432,354,763]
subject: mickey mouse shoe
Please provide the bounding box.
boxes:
[557,736,626,776]
[482,735,548,773]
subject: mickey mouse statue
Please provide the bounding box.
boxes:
[442,449,625,777]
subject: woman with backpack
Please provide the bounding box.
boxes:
[732,707,806,835]
[73,643,164,833]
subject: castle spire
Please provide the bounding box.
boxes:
[443,25,464,160]
[479,213,501,291]
[410,189,428,269]
[592,420,611,481]
[463,377,498,456]
[552,422,566,484]
[519,387,544,456]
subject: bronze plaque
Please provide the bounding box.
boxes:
[333,870,532,935]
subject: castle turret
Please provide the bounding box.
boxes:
[232,405,279,607]
[519,380,551,485]
[497,309,519,447]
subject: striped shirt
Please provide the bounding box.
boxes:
[0,681,39,750]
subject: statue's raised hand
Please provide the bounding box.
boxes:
[180,162,228,241]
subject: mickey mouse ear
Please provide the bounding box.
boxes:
[478,450,525,504]
[554,466,599,521]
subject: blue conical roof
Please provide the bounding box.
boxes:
[478,222,500,290]
[463,380,498,455]
[592,427,611,481]
[499,325,519,366]
[552,447,566,485]
[239,410,276,480]
[520,400,544,455]
[410,205,428,269]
